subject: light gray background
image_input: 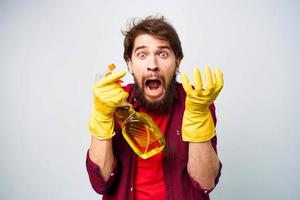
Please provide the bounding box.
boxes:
[1,0,299,199]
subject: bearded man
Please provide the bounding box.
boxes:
[86,16,224,200]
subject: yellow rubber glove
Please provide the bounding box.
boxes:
[181,66,224,142]
[88,66,129,140]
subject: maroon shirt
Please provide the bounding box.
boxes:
[86,83,221,200]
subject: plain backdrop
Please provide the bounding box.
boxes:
[1,0,300,199]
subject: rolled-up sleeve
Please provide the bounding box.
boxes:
[188,135,222,194]
[86,150,118,194]
[188,161,222,194]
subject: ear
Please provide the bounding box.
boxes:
[175,59,181,73]
[127,60,133,74]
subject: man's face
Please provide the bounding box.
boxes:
[127,34,180,106]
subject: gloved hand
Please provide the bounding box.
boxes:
[181,66,224,142]
[88,65,129,140]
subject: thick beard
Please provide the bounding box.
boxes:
[134,75,177,113]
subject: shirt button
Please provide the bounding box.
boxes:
[204,190,208,194]
[110,172,114,176]
[130,187,133,192]
[176,129,180,135]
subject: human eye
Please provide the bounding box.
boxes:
[159,51,169,58]
[136,51,146,59]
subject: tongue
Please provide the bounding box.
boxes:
[147,80,160,89]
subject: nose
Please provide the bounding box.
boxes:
[147,55,159,71]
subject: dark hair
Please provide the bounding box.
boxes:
[123,16,184,62]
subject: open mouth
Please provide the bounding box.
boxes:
[144,79,164,100]
[146,79,161,90]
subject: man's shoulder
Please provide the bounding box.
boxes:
[175,82,186,100]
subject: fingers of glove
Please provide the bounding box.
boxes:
[104,70,123,85]
[110,90,129,103]
[214,67,224,91]
[193,67,203,93]
[95,70,126,87]
[94,85,127,100]
[95,90,128,105]
[204,66,213,92]
[209,67,223,100]
[181,73,193,94]
[94,82,123,92]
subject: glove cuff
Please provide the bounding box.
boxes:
[182,111,216,142]
[88,110,115,140]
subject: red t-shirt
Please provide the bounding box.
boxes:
[134,108,168,200]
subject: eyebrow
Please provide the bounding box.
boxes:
[134,45,172,53]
